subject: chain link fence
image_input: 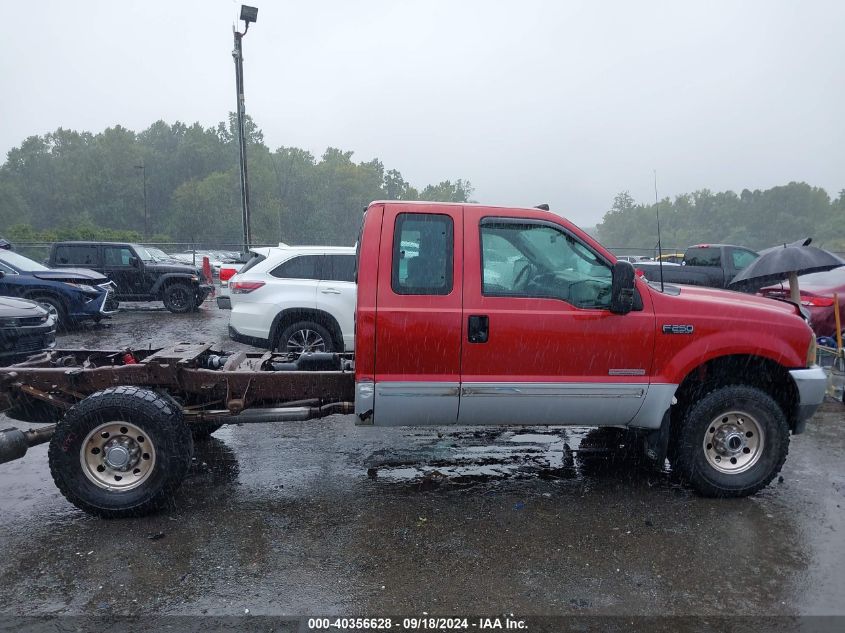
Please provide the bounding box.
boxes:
[8,242,282,266]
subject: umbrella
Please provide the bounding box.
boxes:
[757,237,811,255]
[728,244,845,300]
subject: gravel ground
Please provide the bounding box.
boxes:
[0,301,843,627]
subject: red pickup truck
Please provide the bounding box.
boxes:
[0,201,828,517]
[353,201,825,496]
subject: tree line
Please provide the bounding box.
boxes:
[596,184,845,254]
[2,118,841,255]
[0,116,473,247]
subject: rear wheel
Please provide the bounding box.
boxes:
[275,321,335,353]
[670,385,789,497]
[162,283,197,313]
[48,386,193,518]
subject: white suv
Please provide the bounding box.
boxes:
[227,245,356,352]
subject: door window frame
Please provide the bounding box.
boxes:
[391,212,455,296]
[478,216,613,308]
[103,246,135,268]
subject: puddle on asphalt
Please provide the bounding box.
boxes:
[362,427,650,489]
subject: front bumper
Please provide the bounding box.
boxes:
[67,282,118,321]
[789,365,828,433]
[97,282,119,315]
[197,284,214,303]
[0,322,57,363]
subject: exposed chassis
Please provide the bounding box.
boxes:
[0,344,356,465]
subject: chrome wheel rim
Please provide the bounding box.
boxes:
[702,410,764,474]
[41,303,59,321]
[80,421,156,490]
[286,329,326,353]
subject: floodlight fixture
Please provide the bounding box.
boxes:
[240,5,258,24]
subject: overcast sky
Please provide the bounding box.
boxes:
[1,0,842,226]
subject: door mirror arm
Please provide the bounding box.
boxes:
[610,260,636,314]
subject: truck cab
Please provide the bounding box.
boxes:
[637,244,759,288]
[354,202,826,497]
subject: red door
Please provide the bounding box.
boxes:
[458,207,656,426]
[371,204,464,425]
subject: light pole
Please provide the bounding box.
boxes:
[233,5,258,254]
[134,162,148,239]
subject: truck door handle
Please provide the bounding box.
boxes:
[467,315,489,343]
[320,288,341,294]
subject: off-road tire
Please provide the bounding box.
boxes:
[162,283,197,314]
[48,386,194,518]
[670,385,789,498]
[30,294,68,329]
[275,321,335,354]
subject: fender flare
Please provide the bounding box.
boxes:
[150,273,198,296]
[270,308,346,352]
[22,288,68,311]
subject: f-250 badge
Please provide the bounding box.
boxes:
[662,324,694,334]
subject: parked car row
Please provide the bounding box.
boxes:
[168,250,241,277]
[3,231,839,368]
[48,241,212,313]
[0,250,117,328]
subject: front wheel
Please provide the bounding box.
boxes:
[48,386,194,518]
[162,283,197,313]
[31,294,68,329]
[670,385,789,498]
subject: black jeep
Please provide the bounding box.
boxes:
[48,242,212,313]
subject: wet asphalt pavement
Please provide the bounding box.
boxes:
[0,301,844,623]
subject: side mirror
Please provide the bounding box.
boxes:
[610,260,636,314]
[128,256,140,267]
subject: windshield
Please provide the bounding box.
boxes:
[146,247,170,261]
[0,251,50,272]
[133,245,154,261]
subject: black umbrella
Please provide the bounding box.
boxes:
[728,244,845,300]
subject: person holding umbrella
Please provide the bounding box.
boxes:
[729,242,845,301]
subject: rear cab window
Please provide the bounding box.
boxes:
[391,213,454,295]
[685,247,722,267]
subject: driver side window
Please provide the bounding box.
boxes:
[480,221,613,309]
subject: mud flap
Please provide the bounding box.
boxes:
[642,409,671,468]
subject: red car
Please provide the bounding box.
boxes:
[759,266,845,337]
